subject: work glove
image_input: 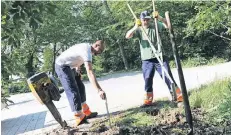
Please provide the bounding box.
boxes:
[135,19,142,26]
[98,90,106,100]
[153,11,159,18]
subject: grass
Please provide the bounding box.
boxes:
[91,100,182,129]
[42,78,231,135]
[90,78,231,133]
[169,56,227,68]
[189,78,231,124]
[116,112,154,127]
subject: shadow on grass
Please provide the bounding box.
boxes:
[90,100,230,135]
[43,100,231,135]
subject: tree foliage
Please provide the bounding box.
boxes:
[1,1,230,94]
[185,1,231,40]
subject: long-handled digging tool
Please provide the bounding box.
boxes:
[127,3,177,101]
[152,0,165,83]
[105,98,112,128]
[151,0,178,101]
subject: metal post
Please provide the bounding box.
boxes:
[105,98,112,128]
[165,11,193,135]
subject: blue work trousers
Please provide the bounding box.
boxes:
[55,64,86,112]
[142,57,177,92]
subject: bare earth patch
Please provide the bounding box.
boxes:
[42,101,231,135]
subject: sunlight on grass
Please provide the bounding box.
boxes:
[107,109,155,127]
[169,57,227,68]
[127,112,154,127]
[103,101,182,128]
[189,78,231,123]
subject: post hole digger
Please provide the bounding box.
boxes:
[126,3,183,104]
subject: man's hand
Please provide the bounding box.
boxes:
[152,11,168,28]
[98,90,106,100]
[153,11,159,18]
[135,19,141,27]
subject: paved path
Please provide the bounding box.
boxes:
[1,62,231,135]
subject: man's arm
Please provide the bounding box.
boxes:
[153,11,168,29]
[84,62,106,99]
[157,15,168,29]
[125,19,141,39]
[125,25,139,39]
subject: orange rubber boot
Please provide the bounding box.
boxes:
[176,87,183,102]
[74,112,86,126]
[144,92,153,105]
[82,103,98,119]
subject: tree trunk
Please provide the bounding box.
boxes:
[118,40,128,70]
[1,54,10,81]
[25,29,37,78]
[103,1,129,70]
[103,0,113,15]
[52,43,57,76]
[25,53,34,78]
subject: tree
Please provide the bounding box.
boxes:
[2,1,230,95]
[184,1,231,60]
[1,1,57,95]
[37,1,87,74]
[103,0,129,70]
[185,1,231,41]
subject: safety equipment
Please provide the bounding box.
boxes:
[153,11,159,18]
[136,19,142,26]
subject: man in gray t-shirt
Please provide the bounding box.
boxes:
[55,40,106,126]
